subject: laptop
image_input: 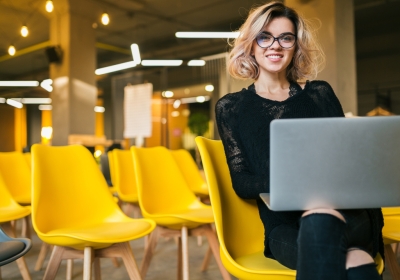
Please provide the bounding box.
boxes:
[260,116,400,211]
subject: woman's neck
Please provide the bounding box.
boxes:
[254,73,291,101]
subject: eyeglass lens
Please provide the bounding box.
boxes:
[256,33,296,49]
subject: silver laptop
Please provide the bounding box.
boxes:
[260,116,400,211]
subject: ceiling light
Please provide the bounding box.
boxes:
[196,96,206,103]
[95,61,136,75]
[188,60,206,66]
[175,32,240,38]
[141,60,183,66]
[21,98,52,104]
[6,99,23,108]
[171,111,180,117]
[0,81,39,87]
[94,106,105,113]
[181,96,210,104]
[173,99,181,109]
[101,12,110,25]
[21,25,29,37]
[8,45,16,56]
[162,91,174,98]
[205,85,214,92]
[45,0,53,12]
[41,126,53,139]
[40,79,53,92]
[0,98,5,103]
[130,43,141,64]
[39,105,52,110]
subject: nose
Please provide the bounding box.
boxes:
[269,38,281,49]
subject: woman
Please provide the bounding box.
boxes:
[215,1,384,279]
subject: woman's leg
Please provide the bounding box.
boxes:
[296,212,347,280]
[342,209,381,280]
[267,223,299,269]
[346,249,381,280]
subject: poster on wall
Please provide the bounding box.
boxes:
[123,83,153,139]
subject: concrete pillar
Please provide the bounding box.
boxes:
[285,0,357,115]
[49,0,97,145]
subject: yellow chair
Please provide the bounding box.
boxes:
[170,149,209,199]
[195,137,385,280]
[107,150,118,196]
[382,215,400,279]
[31,144,156,280]
[0,173,32,280]
[131,146,231,280]
[23,152,31,170]
[0,151,31,205]
[110,149,141,217]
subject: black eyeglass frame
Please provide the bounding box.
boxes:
[255,32,297,49]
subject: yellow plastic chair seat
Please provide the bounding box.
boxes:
[0,206,31,222]
[382,207,400,216]
[228,250,296,279]
[146,206,215,229]
[39,219,154,250]
[12,194,31,205]
[118,193,139,203]
[383,216,400,243]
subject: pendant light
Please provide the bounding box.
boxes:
[21,25,29,37]
[8,45,16,56]
[101,12,110,25]
[45,0,54,13]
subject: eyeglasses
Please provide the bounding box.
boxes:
[255,32,296,49]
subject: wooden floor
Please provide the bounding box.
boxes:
[0,224,236,280]
[0,223,396,279]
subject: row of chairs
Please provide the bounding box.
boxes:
[1,139,400,279]
[0,144,230,280]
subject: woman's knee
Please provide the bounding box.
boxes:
[346,249,375,269]
[302,208,345,222]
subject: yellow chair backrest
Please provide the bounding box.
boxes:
[0,173,24,212]
[112,149,138,199]
[170,149,208,195]
[195,137,264,259]
[0,151,31,202]
[107,150,116,187]
[23,152,31,169]
[131,146,200,215]
[31,144,123,234]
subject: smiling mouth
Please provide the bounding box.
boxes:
[266,54,283,58]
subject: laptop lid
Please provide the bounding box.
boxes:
[264,116,400,211]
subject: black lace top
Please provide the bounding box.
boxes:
[215,80,384,259]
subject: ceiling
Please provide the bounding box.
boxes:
[0,0,399,98]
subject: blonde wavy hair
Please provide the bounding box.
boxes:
[228,1,325,82]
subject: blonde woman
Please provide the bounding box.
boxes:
[216,1,383,279]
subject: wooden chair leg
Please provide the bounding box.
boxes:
[111,257,120,267]
[83,247,93,280]
[177,236,182,280]
[94,258,102,280]
[181,226,189,280]
[15,257,32,280]
[204,224,231,280]
[385,243,400,279]
[43,246,66,280]
[118,242,142,280]
[140,228,159,278]
[66,259,73,280]
[201,246,212,271]
[35,242,51,271]
[21,216,31,238]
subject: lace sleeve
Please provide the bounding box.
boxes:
[215,95,269,199]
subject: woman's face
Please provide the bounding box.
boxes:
[252,17,296,78]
